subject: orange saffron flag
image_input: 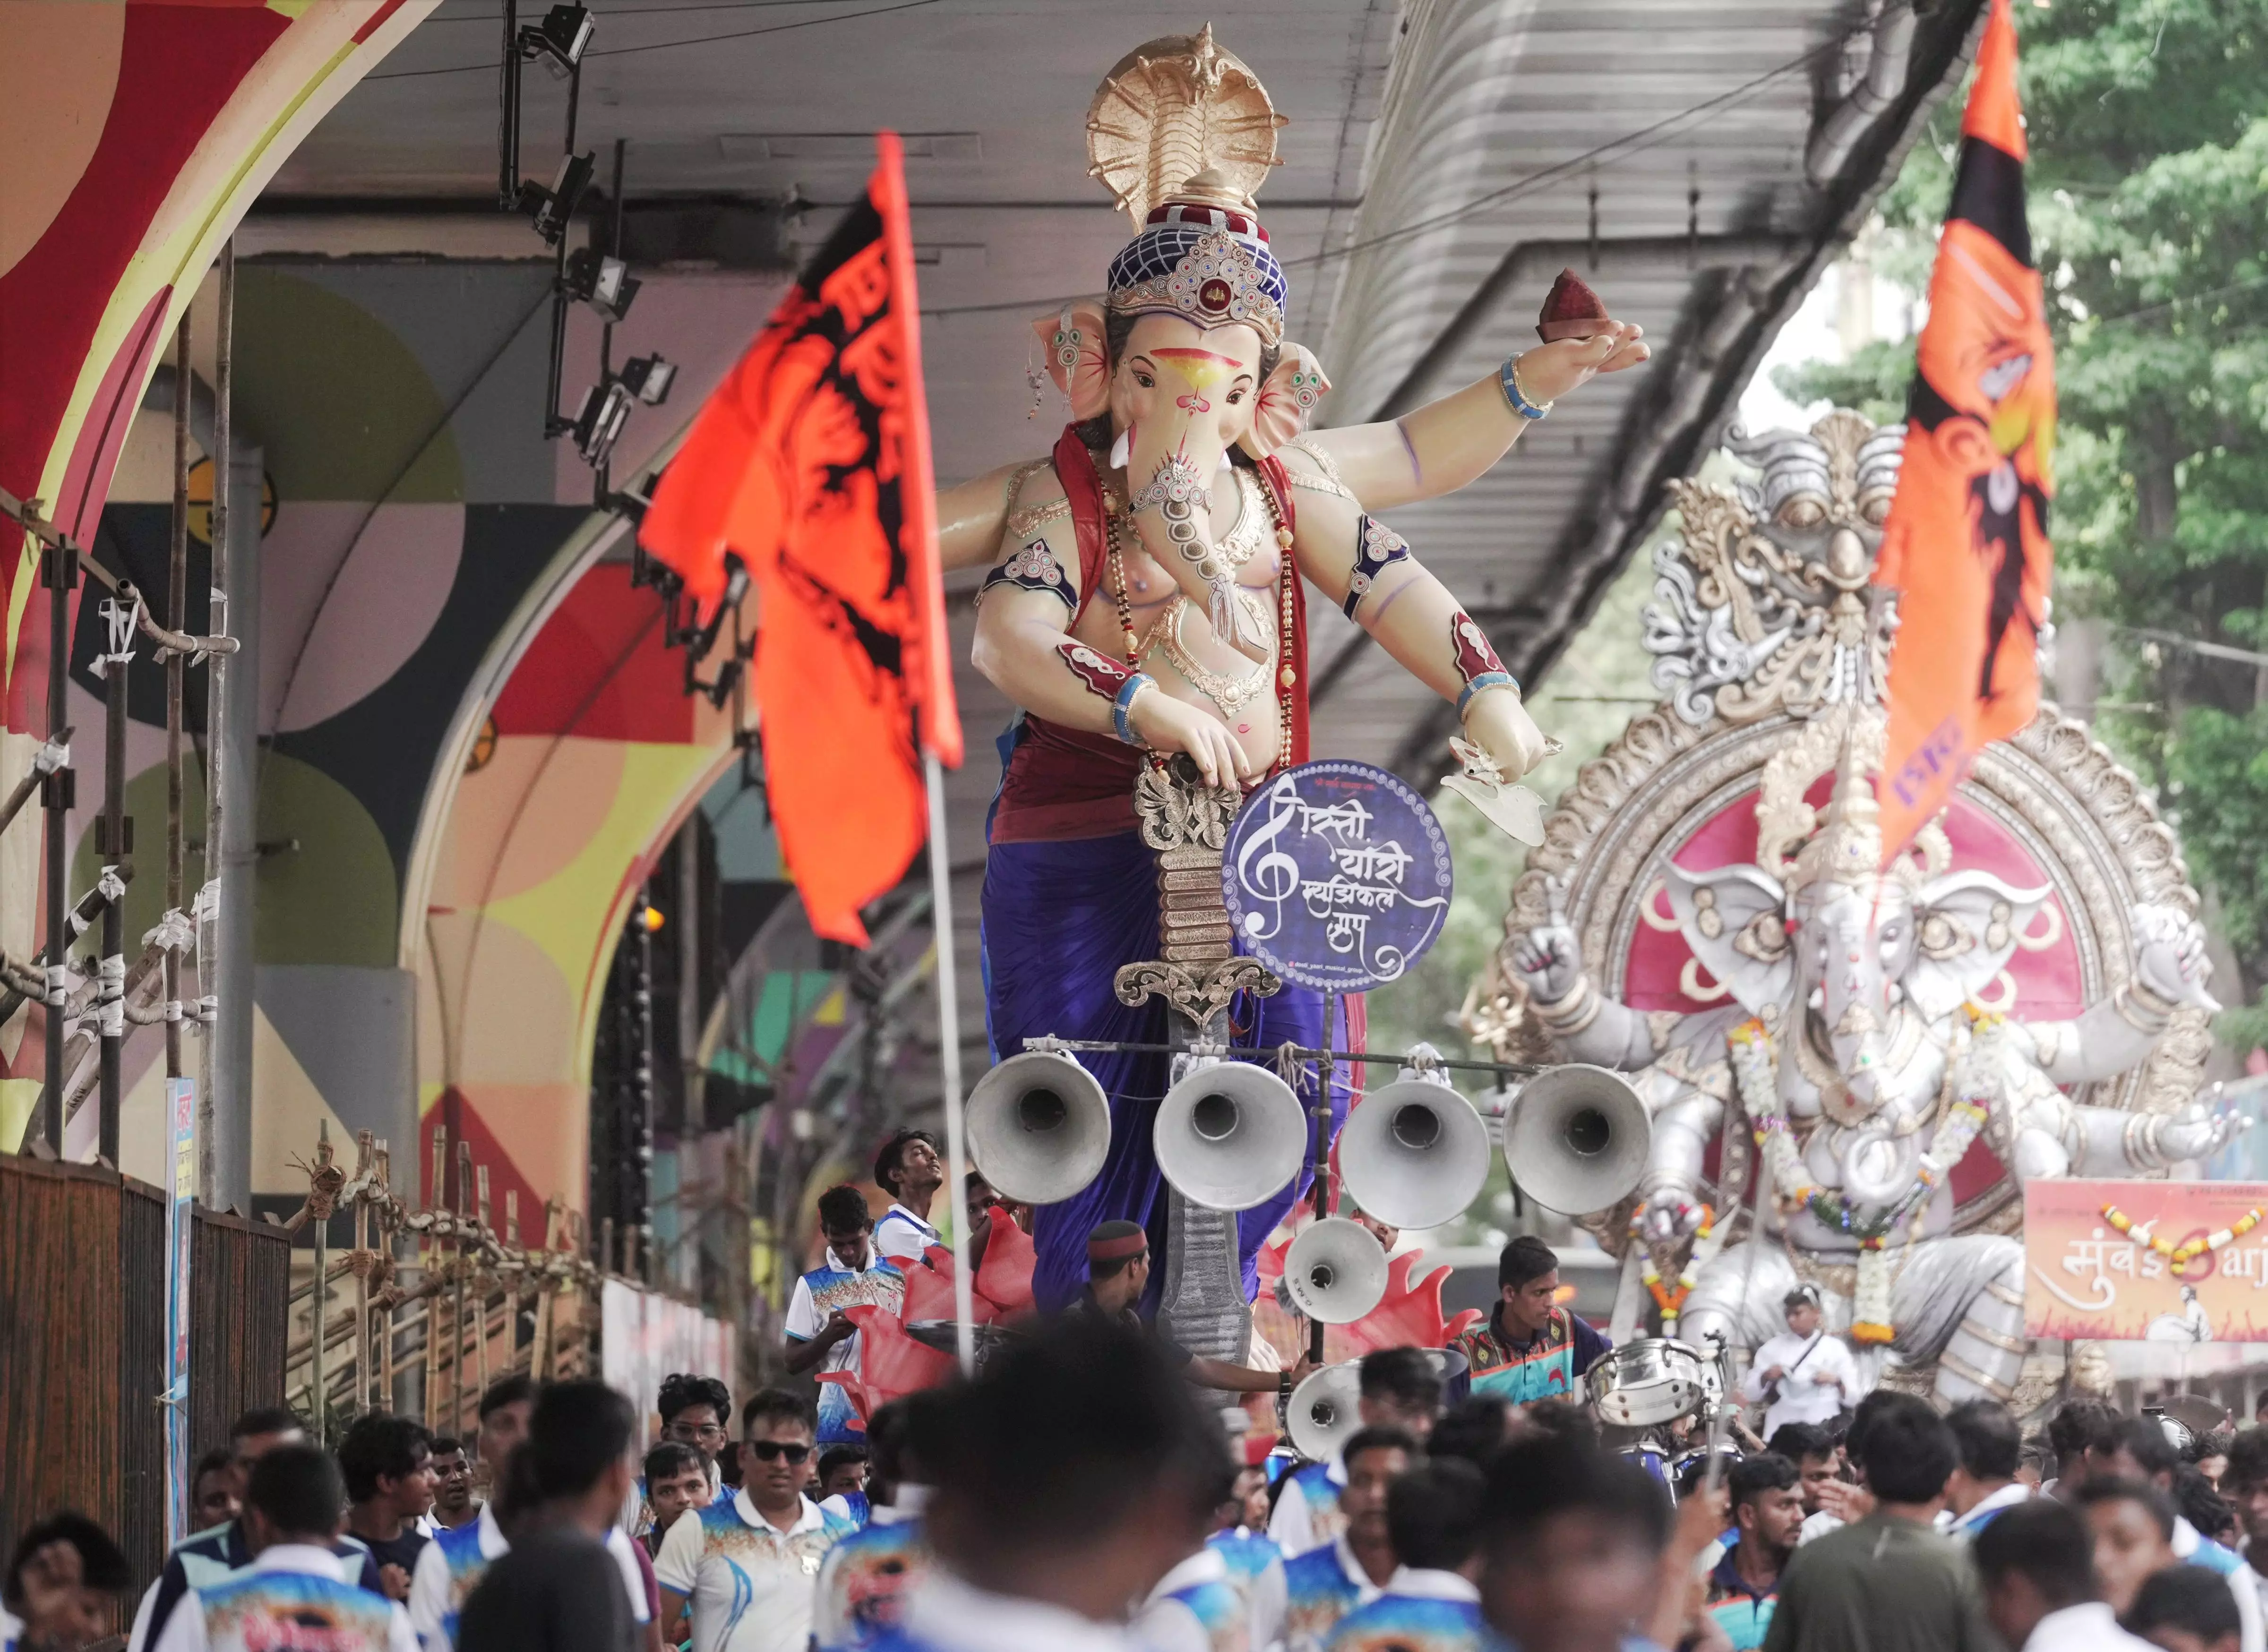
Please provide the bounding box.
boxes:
[639,133,962,945]
[1874,0,2055,862]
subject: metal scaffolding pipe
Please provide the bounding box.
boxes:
[201,242,234,1195]
[39,535,74,1151]
[209,442,263,1213]
[165,317,189,1090]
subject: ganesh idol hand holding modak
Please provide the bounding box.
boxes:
[967,28,1649,1310]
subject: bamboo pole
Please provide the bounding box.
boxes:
[376,1138,397,1412]
[353,1131,373,1413]
[474,1164,493,1397]
[531,1198,561,1379]
[424,1130,447,1429]
[454,1140,472,1430]
[310,1122,329,1444]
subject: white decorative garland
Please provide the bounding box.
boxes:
[1724,1010,2000,1345]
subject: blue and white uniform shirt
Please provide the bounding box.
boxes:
[786,1250,907,1446]
[1322,1569,1490,1652]
[655,1489,858,1652]
[1281,1537,1383,1652]
[1205,1531,1286,1652]
[129,1521,387,1652]
[148,1547,416,1652]
[1267,1457,1346,1559]
[1133,1547,1246,1652]
[872,1207,939,1270]
[814,1496,929,1652]
[407,1504,650,1652]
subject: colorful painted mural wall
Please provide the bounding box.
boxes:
[0,0,438,1141]
[5,245,796,1243]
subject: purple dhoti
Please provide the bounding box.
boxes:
[981,828,1357,1312]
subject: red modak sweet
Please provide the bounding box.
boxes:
[1537,268,1610,342]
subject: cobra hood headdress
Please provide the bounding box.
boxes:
[1087,26,1289,346]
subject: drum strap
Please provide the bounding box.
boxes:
[1767,1330,1824,1402]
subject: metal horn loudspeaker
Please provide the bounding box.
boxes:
[1284,1361,1365,1462]
[1337,1054,1493,1230]
[966,1048,1111,1205]
[1503,1062,1650,1215]
[1153,1054,1306,1212]
[1282,1218,1388,1324]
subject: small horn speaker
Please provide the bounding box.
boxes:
[1282,1218,1388,1324]
[1503,1062,1650,1215]
[966,1049,1111,1205]
[1153,1056,1306,1212]
[1285,1361,1365,1463]
[1337,1061,1492,1231]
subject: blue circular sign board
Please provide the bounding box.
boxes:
[1221,760,1453,993]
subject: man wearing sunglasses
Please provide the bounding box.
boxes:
[654,1390,858,1652]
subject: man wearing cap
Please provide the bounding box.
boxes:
[1074,1222,1315,1396]
[1740,1286,1858,1440]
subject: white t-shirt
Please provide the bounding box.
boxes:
[654,1489,855,1652]
[2019,1602,2157,1652]
[874,1204,940,1266]
[1739,1329,1858,1435]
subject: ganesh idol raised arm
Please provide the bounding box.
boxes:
[1499,411,2243,1411]
[967,29,1648,1312]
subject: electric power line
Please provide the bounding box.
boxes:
[918,29,1854,321]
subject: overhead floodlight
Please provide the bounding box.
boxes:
[620,354,676,406]
[563,247,640,322]
[519,151,594,247]
[572,379,636,469]
[520,3,594,72]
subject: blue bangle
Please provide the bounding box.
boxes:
[1498,356,1552,420]
[1113,674,1154,745]
[1457,672,1518,717]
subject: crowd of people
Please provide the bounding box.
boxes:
[13,1214,2268,1652]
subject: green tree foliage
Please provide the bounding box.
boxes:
[1777,0,2268,1044]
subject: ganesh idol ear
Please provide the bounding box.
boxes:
[1030,301,1111,421]
[1662,862,1790,1018]
[1906,871,2055,1022]
[1241,343,1332,458]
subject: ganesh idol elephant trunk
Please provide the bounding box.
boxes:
[1122,362,1273,662]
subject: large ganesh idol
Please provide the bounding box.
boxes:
[1501,410,2239,1409]
[951,30,1647,1311]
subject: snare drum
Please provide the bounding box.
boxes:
[1586,1337,1709,1429]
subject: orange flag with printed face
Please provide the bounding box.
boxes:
[1874,0,2055,862]
[638,133,961,945]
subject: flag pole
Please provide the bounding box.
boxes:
[924,748,976,1374]
[878,121,972,1377]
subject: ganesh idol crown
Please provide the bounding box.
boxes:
[954,26,1649,1316]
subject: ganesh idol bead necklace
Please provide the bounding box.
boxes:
[1099,454,1297,765]
[1134,470,1275,717]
